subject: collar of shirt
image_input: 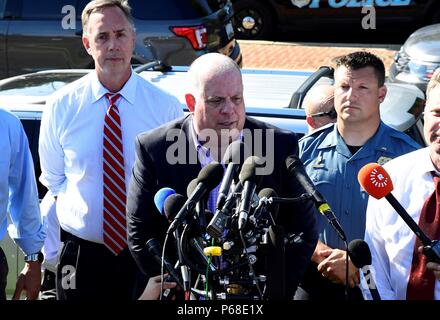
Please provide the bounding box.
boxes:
[317,121,391,159]
[90,69,137,106]
[411,146,439,179]
[189,117,243,166]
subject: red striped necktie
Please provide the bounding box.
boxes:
[406,173,440,299]
[103,93,127,255]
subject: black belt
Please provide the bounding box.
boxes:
[60,228,104,250]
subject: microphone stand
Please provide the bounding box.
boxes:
[174,227,190,299]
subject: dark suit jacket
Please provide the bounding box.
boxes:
[126,115,318,298]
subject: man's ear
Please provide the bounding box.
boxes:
[306,115,315,129]
[378,85,387,104]
[82,36,92,55]
[185,94,196,113]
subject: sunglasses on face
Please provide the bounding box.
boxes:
[310,108,337,119]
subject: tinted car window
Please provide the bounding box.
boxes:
[21,119,46,198]
[21,0,73,19]
[0,0,5,18]
[131,0,227,20]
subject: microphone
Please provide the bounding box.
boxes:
[216,141,248,210]
[358,163,440,262]
[285,155,347,241]
[187,178,207,231]
[167,162,224,234]
[146,238,183,289]
[256,188,279,220]
[238,156,264,230]
[347,239,381,300]
[154,187,176,215]
[206,181,243,238]
[163,193,187,222]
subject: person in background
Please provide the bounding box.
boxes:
[297,51,420,300]
[364,68,440,300]
[0,108,45,300]
[303,84,336,133]
[38,0,183,300]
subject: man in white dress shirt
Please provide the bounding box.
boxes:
[38,0,183,300]
[364,67,440,300]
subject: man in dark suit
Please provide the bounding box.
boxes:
[126,53,318,299]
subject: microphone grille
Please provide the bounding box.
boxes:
[348,239,372,268]
[198,162,224,190]
[358,163,393,199]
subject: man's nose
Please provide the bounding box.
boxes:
[346,87,357,101]
[108,36,120,50]
[220,98,235,114]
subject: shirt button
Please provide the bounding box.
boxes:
[345,210,349,215]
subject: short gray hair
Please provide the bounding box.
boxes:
[427,68,440,102]
[188,53,241,95]
[82,0,135,36]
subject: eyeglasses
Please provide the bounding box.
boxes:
[310,109,337,119]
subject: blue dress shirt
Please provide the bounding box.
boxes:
[0,108,45,255]
[299,121,419,249]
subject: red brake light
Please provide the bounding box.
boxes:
[171,25,207,50]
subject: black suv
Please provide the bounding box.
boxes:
[0,0,241,79]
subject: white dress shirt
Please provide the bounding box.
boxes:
[39,70,184,243]
[364,147,440,299]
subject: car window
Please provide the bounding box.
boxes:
[131,0,228,20]
[21,0,73,19]
[0,0,5,18]
[76,0,89,19]
[21,119,46,199]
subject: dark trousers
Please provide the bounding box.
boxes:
[56,229,140,300]
[40,269,57,300]
[0,246,7,300]
[294,262,364,300]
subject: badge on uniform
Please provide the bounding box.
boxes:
[312,155,325,168]
[377,156,392,165]
[291,0,311,8]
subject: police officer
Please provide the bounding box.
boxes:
[296,51,420,300]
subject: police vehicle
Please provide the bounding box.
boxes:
[231,0,440,39]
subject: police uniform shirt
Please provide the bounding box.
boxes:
[298,121,420,249]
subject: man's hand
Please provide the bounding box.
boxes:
[418,245,440,281]
[12,262,41,300]
[317,248,360,287]
[138,274,177,300]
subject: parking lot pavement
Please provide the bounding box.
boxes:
[239,40,398,74]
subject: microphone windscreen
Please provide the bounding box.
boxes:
[358,163,394,199]
[163,193,186,221]
[186,178,198,198]
[239,155,264,183]
[347,239,372,268]
[223,140,248,165]
[285,154,301,174]
[197,162,224,190]
[154,187,176,215]
[258,188,279,220]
